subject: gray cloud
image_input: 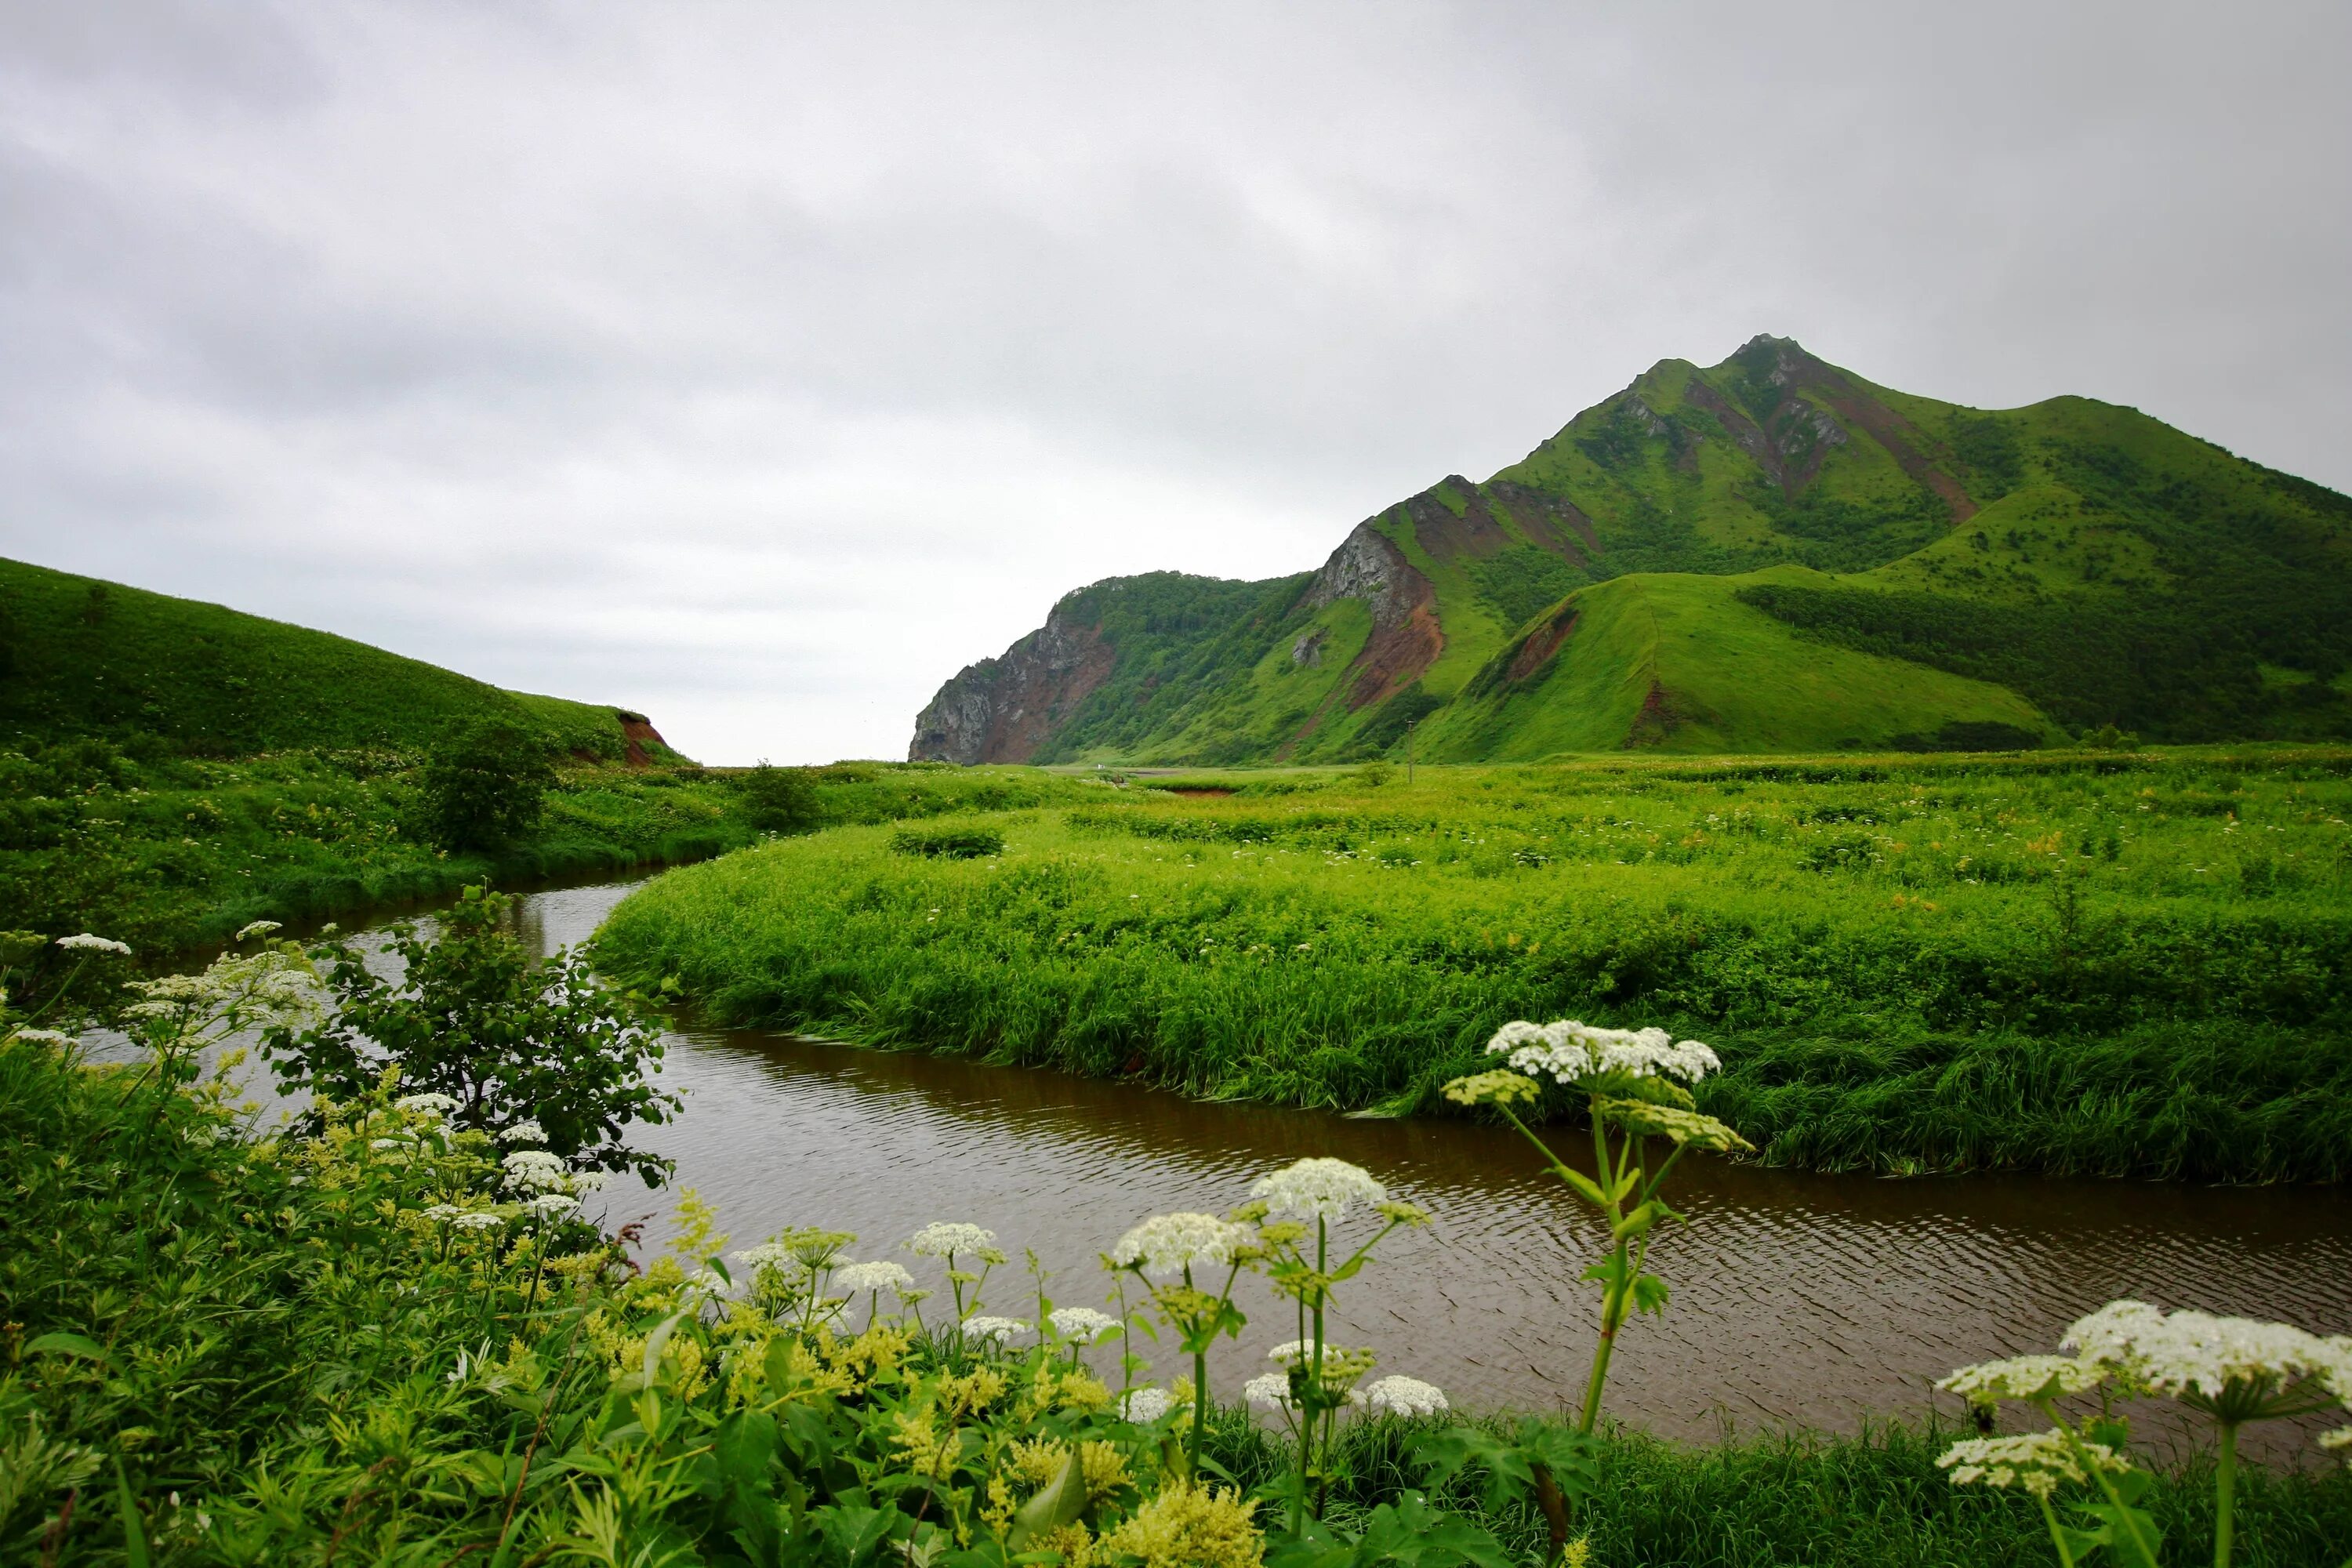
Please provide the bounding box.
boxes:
[4,1,2347,761]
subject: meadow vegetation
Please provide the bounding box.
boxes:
[595,747,2352,1183]
[6,920,2348,1567]
[0,739,1091,1005]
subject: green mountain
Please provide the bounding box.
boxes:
[0,556,679,763]
[910,336,2352,763]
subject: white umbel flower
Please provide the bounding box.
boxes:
[395,1092,460,1118]
[452,1212,506,1232]
[1120,1386,1174,1422]
[1250,1158,1385,1222]
[1938,1429,2129,1500]
[528,1193,580,1219]
[499,1120,548,1145]
[501,1149,568,1192]
[233,920,282,942]
[907,1222,996,1257]
[56,934,132,955]
[835,1261,917,1295]
[963,1316,1033,1343]
[1112,1212,1258,1277]
[1243,1371,1365,1410]
[1363,1376,1449,1417]
[1486,1019,1720,1087]
[1049,1307,1120,1344]
[1937,1354,2108,1403]
[2063,1301,2352,1400]
[10,1028,75,1047]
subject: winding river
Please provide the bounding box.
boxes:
[174,877,2352,1456]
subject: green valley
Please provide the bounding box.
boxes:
[910,337,2352,764]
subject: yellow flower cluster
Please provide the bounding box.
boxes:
[1096,1482,1264,1568]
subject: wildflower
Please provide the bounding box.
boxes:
[1120,1385,1175,1422]
[567,1170,609,1194]
[1363,1375,1449,1417]
[1937,1354,2107,1404]
[56,934,132,955]
[2321,1426,2351,1465]
[907,1221,997,1257]
[529,1193,581,1219]
[420,1203,465,1223]
[1937,1429,2129,1500]
[1486,1018,1721,1087]
[731,1242,797,1272]
[1267,1341,1379,1380]
[835,1260,917,1295]
[10,1028,75,1047]
[233,920,281,942]
[1112,1212,1258,1278]
[964,1316,1033,1343]
[1243,1371,1364,1410]
[1250,1157,1386,1222]
[499,1119,548,1145]
[1050,1306,1119,1344]
[394,1092,460,1118]
[1441,1069,1539,1107]
[1591,1098,1755,1153]
[2063,1300,2352,1405]
[501,1149,569,1192]
[1097,1479,1263,1568]
[452,1212,505,1232]
[368,1136,415,1151]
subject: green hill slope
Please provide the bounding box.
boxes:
[0,557,669,760]
[910,336,2352,763]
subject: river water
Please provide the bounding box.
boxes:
[481,880,2352,1457]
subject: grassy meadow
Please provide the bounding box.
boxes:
[0,745,1094,991]
[596,747,2352,1184]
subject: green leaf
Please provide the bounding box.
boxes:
[1005,1447,1090,1550]
[114,1458,153,1568]
[1555,1166,1609,1208]
[26,1330,111,1365]
[1629,1272,1671,1316]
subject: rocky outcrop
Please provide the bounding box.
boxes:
[907,601,1116,764]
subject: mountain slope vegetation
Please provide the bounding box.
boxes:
[911,337,2352,764]
[0,555,663,760]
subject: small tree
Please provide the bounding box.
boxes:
[736,760,822,833]
[418,714,558,851]
[264,887,678,1181]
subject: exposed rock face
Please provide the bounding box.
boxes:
[1302,521,1420,628]
[907,603,1115,764]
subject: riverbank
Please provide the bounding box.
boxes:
[594,747,2352,1183]
[9,1023,2348,1564]
[0,746,1105,997]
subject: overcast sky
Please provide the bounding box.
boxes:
[5,3,2347,763]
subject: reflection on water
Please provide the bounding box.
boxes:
[192,879,2352,1450]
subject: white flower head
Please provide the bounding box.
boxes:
[529,1192,581,1219]
[233,920,282,942]
[1243,1371,1365,1410]
[452,1211,506,1232]
[1363,1376,1449,1417]
[501,1149,569,1193]
[1937,1355,2107,1403]
[12,1028,76,1047]
[1250,1158,1385,1223]
[567,1170,609,1194]
[836,1260,918,1295]
[907,1221,996,1258]
[499,1119,548,1146]
[1112,1212,1258,1278]
[57,934,132,956]
[420,1203,465,1223]
[1486,1018,1720,1087]
[1049,1306,1119,1344]
[1938,1429,2130,1500]
[395,1092,460,1118]
[2063,1301,2352,1399]
[1120,1386,1174,1423]
[963,1315,1033,1343]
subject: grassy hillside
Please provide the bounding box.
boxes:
[599,746,2352,1184]
[911,337,2352,764]
[0,555,658,759]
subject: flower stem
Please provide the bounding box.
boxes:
[2038,1493,2078,1568]
[2214,1420,2238,1568]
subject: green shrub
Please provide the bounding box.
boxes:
[417,713,558,850]
[737,760,822,833]
[889,826,1005,859]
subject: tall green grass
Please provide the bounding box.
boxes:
[596,749,2352,1182]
